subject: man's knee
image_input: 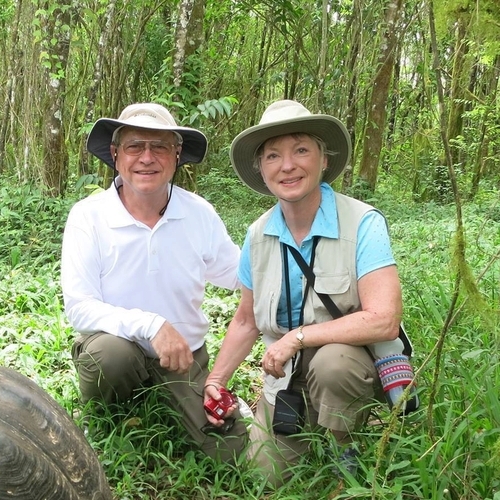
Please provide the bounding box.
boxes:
[72,333,149,403]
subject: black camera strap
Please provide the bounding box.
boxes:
[283,239,418,418]
[284,240,412,358]
[285,241,375,362]
[284,242,344,319]
[282,236,320,384]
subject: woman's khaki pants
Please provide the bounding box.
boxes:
[247,343,381,486]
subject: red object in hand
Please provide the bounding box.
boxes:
[203,388,236,419]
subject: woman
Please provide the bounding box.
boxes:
[204,100,412,485]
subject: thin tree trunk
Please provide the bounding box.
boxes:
[316,0,329,110]
[446,17,468,168]
[173,0,205,92]
[358,0,404,193]
[248,23,271,125]
[80,0,117,177]
[341,0,362,192]
[0,0,23,173]
[40,3,72,196]
[385,48,401,162]
[470,54,500,198]
[173,0,194,89]
[288,33,301,101]
[172,0,205,189]
[427,0,471,438]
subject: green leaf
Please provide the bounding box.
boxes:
[387,459,411,474]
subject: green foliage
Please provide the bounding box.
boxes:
[0,181,75,269]
[433,0,500,59]
[2,175,500,498]
[189,96,238,124]
[197,156,274,245]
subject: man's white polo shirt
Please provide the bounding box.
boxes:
[61,180,240,357]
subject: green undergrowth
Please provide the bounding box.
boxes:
[1,177,500,499]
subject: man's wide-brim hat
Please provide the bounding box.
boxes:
[230,100,351,196]
[87,103,208,168]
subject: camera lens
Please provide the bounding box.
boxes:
[219,391,235,406]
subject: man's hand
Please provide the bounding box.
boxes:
[151,322,193,374]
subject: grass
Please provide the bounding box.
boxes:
[1,176,500,499]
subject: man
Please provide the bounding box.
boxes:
[61,103,247,460]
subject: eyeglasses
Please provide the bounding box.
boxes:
[120,140,178,157]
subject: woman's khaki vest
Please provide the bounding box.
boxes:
[249,192,409,403]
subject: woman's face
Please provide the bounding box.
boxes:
[259,133,327,203]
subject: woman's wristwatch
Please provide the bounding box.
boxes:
[296,325,305,349]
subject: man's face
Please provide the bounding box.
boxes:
[111,127,181,197]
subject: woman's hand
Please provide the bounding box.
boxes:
[203,383,238,426]
[261,330,300,378]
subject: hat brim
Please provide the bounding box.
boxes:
[87,118,208,168]
[230,115,351,196]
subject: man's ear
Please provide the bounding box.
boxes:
[111,145,118,161]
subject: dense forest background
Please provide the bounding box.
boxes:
[1,0,500,499]
[1,0,499,200]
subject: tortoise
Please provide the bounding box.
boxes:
[0,366,113,499]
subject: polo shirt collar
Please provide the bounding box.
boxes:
[104,177,185,228]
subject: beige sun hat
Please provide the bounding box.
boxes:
[230,100,351,196]
[87,103,208,168]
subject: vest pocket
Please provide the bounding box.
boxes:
[314,271,351,295]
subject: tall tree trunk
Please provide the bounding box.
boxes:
[385,48,401,164]
[0,0,23,173]
[172,0,205,94]
[341,0,362,192]
[288,33,301,101]
[446,17,468,169]
[171,0,205,189]
[248,23,271,125]
[469,54,500,199]
[80,0,117,177]
[316,0,329,110]
[39,2,72,196]
[19,8,38,183]
[357,0,404,193]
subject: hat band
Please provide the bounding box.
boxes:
[111,126,183,145]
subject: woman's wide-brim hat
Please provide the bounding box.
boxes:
[87,103,208,168]
[230,100,351,196]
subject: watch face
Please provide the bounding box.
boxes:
[297,332,304,340]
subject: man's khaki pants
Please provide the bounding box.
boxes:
[72,333,248,462]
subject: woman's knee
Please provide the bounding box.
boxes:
[307,344,375,398]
